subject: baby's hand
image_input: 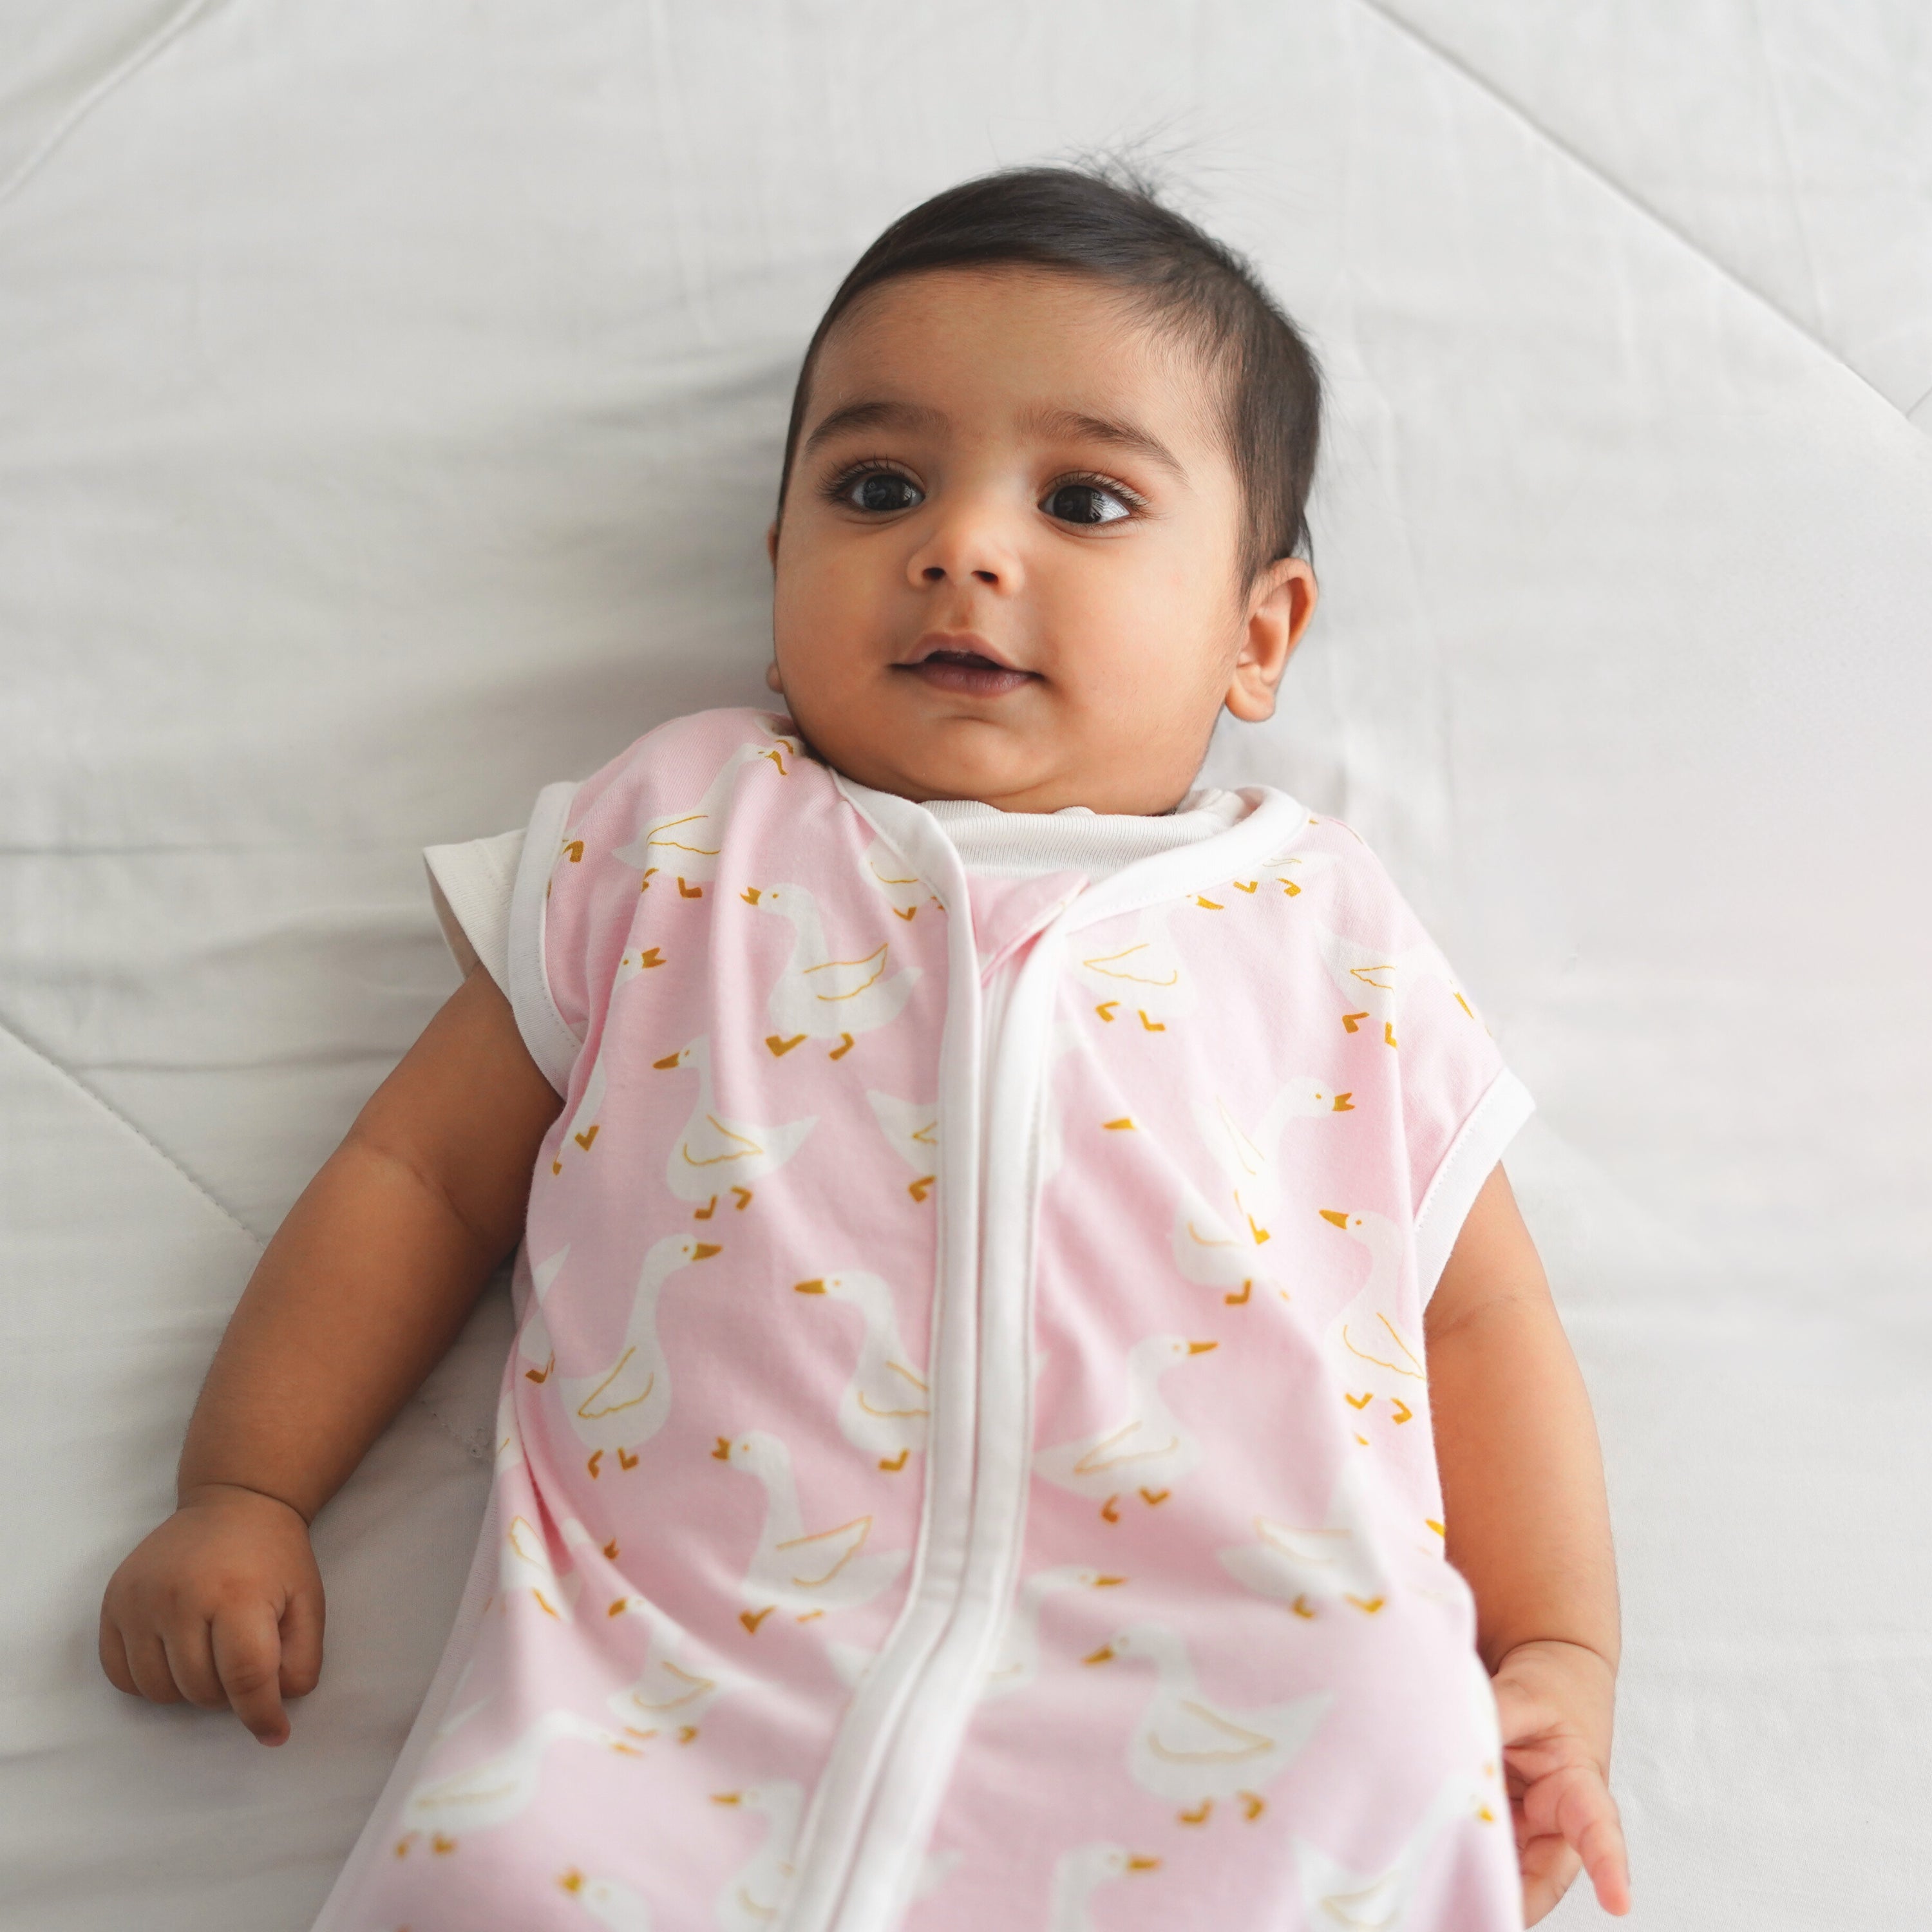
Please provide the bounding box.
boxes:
[1491,1638,1631,1922]
[99,1484,325,1747]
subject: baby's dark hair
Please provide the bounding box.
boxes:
[777,162,1323,589]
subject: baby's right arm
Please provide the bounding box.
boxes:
[99,963,562,1744]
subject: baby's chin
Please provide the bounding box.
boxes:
[784,678,1208,812]
[836,731,1189,815]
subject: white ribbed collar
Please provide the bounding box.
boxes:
[909,786,1252,881]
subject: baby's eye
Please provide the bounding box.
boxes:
[1041,480,1135,526]
[839,469,924,514]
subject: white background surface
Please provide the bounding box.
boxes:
[3,4,1928,1927]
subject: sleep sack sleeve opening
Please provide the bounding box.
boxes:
[1412,1066,1537,1302]
[422,827,525,991]
[505,780,583,1095]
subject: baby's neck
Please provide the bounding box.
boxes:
[784,716,1204,819]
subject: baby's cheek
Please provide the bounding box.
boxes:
[1080,610,1231,736]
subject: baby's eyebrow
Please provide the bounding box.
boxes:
[802,398,947,453]
[1019,404,1185,477]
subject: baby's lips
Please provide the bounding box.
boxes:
[903,629,1017,669]
[900,655,1036,698]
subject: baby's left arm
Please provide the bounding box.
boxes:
[1426,1163,1632,1923]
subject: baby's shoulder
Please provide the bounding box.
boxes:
[568,706,804,819]
[1258,810,1432,938]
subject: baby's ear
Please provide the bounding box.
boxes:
[1225,558,1317,724]
[766,521,781,568]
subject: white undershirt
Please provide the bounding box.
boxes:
[915,786,1253,880]
[423,783,1254,989]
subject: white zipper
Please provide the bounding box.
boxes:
[796,779,1314,1932]
[778,800,996,1932]
[815,927,1059,1929]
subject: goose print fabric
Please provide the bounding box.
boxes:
[316,708,1532,1932]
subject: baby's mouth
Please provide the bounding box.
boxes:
[898,639,1038,699]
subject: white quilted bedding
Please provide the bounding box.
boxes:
[2,5,1927,1926]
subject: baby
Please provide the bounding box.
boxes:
[101,166,1629,1931]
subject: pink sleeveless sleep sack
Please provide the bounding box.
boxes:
[314,706,1535,1932]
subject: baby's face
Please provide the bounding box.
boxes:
[767,267,1314,813]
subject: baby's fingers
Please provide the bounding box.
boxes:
[1525,1762,1630,1916]
[160,1615,229,1709]
[211,1599,290,1745]
[1576,1804,1632,1915]
[277,1579,325,1701]
[121,1629,187,1707]
[1517,1830,1581,1926]
[97,1611,139,1698]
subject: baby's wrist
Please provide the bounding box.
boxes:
[1494,1634,1618,1681]
[1492,1636,1620,1763]
[176,1478,314,1526]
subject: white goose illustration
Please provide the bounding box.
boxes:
[1070,908,1195,1031]
[498,1511,598,1622]
[864,1090,938,1204]
[1265,846,1340,902]
[1205,1076,1353,1231]
[792,1271,928,1470]
[713,1430,909,1631]
[551,901,671,1176]
[711,1780,804,1932]
[516,1244,570,1384]
[1312,923,1411,1050]
[553,1048,610,1175]
[1169,1073,1348,1307]
[862,837,934,921]
[607,1594,749,1743]
[1217,1463,1394,1619]
[748,883,920,1060]
[494,1385,523,1475]
[1317,1207,1425,1442]
[1048,1843,1161,1932]
[1085,1623,1329,1825]
[558,1868,654,1931]
[555,1233,723,1477]
[613,941,667,991]
[1295,1758,1493,1929]
[1033,1335,1218,1522]
[980,1566,1126,1700]
[435,1659,488,1743]
[1170,1175,1288,1308]
[652,1034,817,1217]
[1311,923,1478,1052]
[612,732,797,898]
[399,1709,643,1848]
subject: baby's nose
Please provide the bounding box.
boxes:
[906,503,1022,592]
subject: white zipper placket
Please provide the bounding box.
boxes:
[809,918,1064,1931]
[779,799,995,1932]
[791,780,1312,1932]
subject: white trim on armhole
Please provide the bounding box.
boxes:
[505,780,583,1097]
[1412,1067,1537,1302]
[422,828,526,989]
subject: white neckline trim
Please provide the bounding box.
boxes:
[918,786,1252,880]
[837,776,1309,911]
